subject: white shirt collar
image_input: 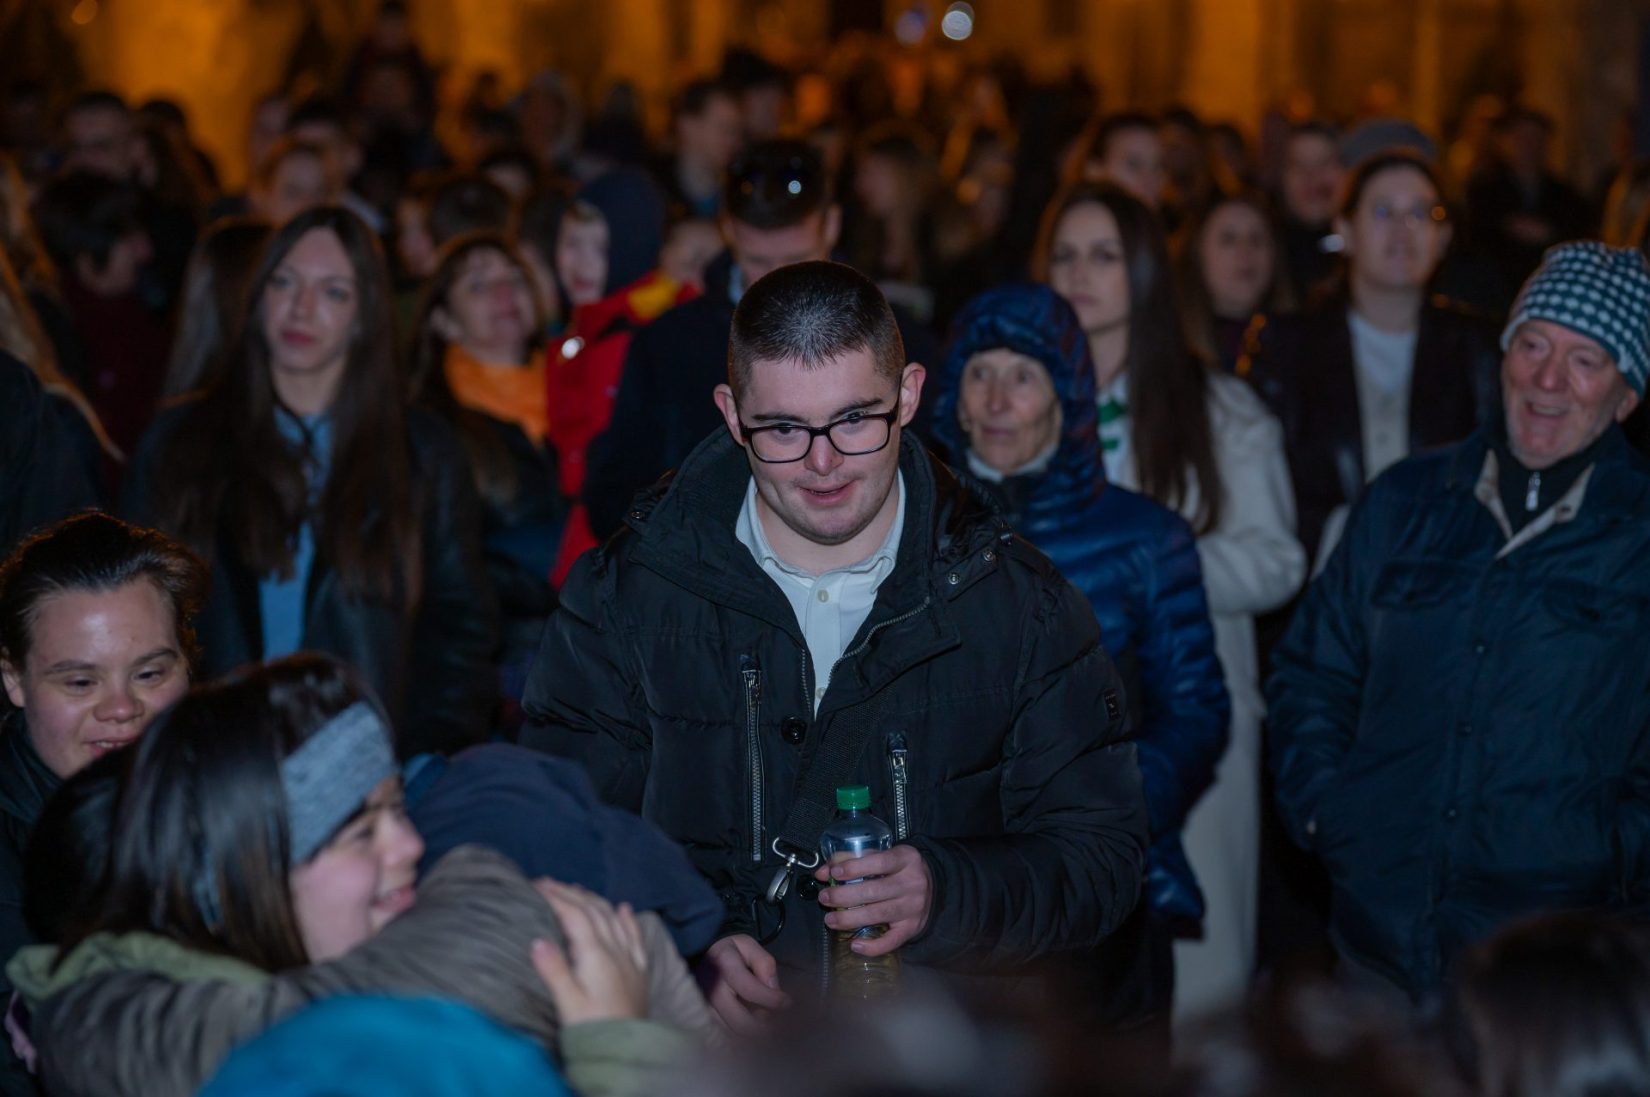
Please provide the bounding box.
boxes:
[736,471,905,581]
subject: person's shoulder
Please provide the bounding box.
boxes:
[404,405,466,458]
[1424,294,1502,340]
[1205,369,1282,441]
[1365,435,1481,508]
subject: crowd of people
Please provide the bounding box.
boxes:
[1,3,1649,1094]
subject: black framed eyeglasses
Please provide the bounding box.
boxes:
[737,404,901,463]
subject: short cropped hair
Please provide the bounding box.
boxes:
[727,260,904,399]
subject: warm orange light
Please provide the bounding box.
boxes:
[70,0,98,26]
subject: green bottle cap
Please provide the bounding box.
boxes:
[836,785,871,810]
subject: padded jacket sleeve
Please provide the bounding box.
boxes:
[518,550,654,813]
[1131,517,1231,840]
[902,566,1148,970]
[33,849,708,1097]
[1266,475,1397,851]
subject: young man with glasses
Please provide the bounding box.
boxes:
[581,139,940,541]
[522,261,1146,1032]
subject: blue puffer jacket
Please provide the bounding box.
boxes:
[932,284,1230,927]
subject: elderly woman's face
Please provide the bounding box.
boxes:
[959,349,1062,474]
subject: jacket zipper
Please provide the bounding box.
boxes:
[819,596,933,707]
[741,663,764,864]
[887,732,910,841]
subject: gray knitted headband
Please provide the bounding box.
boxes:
[281,701,398,866]
[194,701,398,929]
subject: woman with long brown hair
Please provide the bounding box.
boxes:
[121,205,497,756]
[1036,180,1305,1019]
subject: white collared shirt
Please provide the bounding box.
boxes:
[735,472,905,713]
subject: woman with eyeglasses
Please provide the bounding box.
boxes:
[1243,152,1502,564]
[1036,180,1305,1020]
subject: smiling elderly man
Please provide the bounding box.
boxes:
[1269,241,1650,1003]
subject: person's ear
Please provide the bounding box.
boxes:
[432,305,461,343]
[820,204,843,252]
[1614,384,1642,424]
[713,383,746,446]
[1435,220,1455,260]
[2,657,24,710]
[897,363,925,428]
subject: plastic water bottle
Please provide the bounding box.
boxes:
[819,785,901,998]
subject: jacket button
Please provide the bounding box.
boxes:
[1445,807,1459,821]
[947,572,960,585]
[781,717,807,744]
[982,549,995,562]
[1473,641,1486,655]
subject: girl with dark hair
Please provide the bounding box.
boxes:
[0,511,205,1090]
[1243,152,1501,563]
[6,654,711,1096]
[160,216,272,397]
[1177,192,1295,374]
[1037,180,1305,1020]
[121,205,497,757]
[409,232,565,708]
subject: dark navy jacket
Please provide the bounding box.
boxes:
[931,284,1230,928]
[1269,427,1650,996]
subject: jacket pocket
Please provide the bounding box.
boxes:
[1369,560,1468,611]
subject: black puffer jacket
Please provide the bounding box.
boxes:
[521,429,1147,985]
[121,406,498,757]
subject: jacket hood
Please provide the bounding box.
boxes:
[576,168,666,293]
[931,283,1104,517]
[8,931,267,1009]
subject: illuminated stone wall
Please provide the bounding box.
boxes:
[16,0,1633,189]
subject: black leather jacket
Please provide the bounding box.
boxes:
[122,406,499,756]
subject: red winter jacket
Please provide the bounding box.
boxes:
[547,271,696,586]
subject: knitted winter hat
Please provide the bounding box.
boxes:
[1501,241,1650,396]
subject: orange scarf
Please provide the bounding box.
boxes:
[443,345,549,446]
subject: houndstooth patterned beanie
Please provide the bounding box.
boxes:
[1502,241,1650,396]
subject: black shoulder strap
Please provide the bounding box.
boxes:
[770,690,889,864]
